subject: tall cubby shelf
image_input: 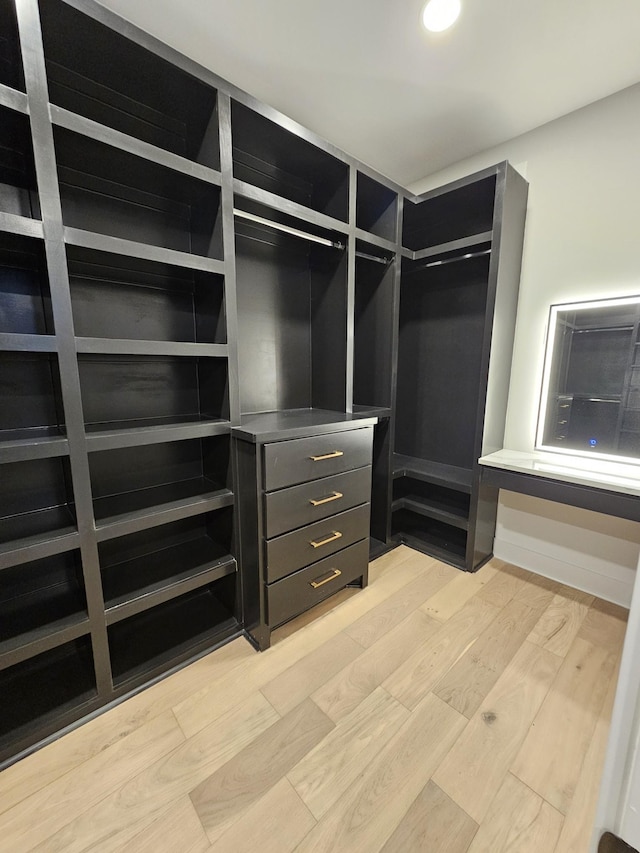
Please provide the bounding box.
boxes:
[0,0,527,767]
[393,164,528,570]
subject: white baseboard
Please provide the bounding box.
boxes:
[494,537,634,608]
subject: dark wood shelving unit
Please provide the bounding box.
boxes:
[0,0,527,766]
[393,165,528,570]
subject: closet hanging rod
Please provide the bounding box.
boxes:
[233,209,345,250]
[355,249,392,265]
[406,247,491,275]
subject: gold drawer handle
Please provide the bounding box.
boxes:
[310,569,342,589]
[309,491,343,507]
[309,531,343,549]
[309,450,344,462]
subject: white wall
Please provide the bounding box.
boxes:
[412,83,640,606]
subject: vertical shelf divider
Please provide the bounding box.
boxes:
[15,0,112,696]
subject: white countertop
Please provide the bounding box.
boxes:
[479,449,640,498]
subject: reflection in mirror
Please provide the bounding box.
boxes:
[536,295,640,462]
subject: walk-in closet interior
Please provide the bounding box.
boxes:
[0,0,528,766]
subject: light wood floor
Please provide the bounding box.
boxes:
[0,545,627,853]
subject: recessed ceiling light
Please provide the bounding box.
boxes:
[422,0,461,32]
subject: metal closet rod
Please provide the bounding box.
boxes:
[407,247,491,275]
[355,249,392,265]
[233,208,345,250]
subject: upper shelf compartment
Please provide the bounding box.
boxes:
[0,0,24,93]
[52,127,222,261]
[39,0,219,169]
[0,106,39,221]
[356,172,398,243]
[231,101,349,222]
[67,245,226,346]
[403,174,496,252]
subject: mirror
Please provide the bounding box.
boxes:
[536,295,640,462]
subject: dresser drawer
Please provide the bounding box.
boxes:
[265,503,370,583]
[263,426,373,491]
[264,466,372,539]
[267,539,369,628]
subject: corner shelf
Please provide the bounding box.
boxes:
[393,453,472,493]
[402,174,496,252]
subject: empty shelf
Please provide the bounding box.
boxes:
[393,454,472,493]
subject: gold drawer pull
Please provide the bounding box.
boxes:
[309,491,343,507]
[309,450,344,462]
[310,569,342,589]
[309,531,343,549]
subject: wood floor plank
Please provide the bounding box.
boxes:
[260,632,364,716]
[344,559,458,648]
[28,692,278,853]
[434,599,540,718]
[313,609,439,722]
[528,587,595,657]
[379,780,478,853]
[0,710,185,853]
[511,636,617,814]
[118,797,210,853]
[0,637,253,817]
[385,596,501,710]
[420,564,498,622]
[513,570,561,612]
[475,565,528,608]
[190,698,334,845]
[172,552,428,738]
[294,693,468,853]
[432,640,562,824]
[288,687,410,818]
[207,778,316,853]
[466,773,563,853]
[555,657,621,853]
[577,597,628,654]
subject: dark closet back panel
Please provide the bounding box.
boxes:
[89,435,230,499]
[231,101,349,221]
[356,172,398,242]
[0,234,52,335]
[68,248,225,344]
[89,440,203,499]
[0,551,86,643]
[1,456,74,522]
[402,175,496,251]
[0,0,24,91]
[53,128,222,257]
[0,353,64,438]
[39,0,220,168]
[395,256,489,468]
[353,257,395,409]
[235,232,312,415]
[310,245,348,413]
[78,355,229,427]
[0,107,39,219]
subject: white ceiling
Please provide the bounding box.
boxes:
[96,0,640,187]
